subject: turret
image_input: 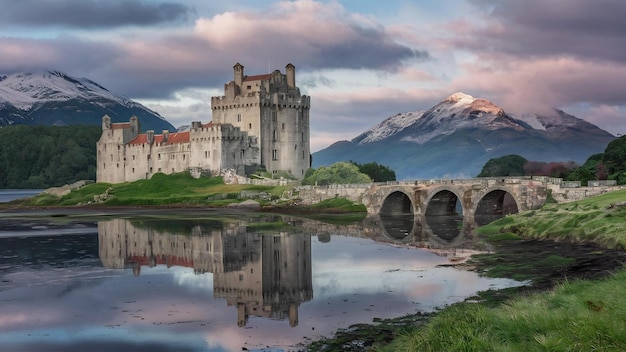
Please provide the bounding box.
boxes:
[102,114,111,130]
[130,115,140,134]
[286,63,295,89]
[234,63,244,88]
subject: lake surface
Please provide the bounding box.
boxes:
[0,189,43,203]
[0,210,523,351]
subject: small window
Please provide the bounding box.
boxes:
[132,155,135,160]
[282,123,285,130]
[249,123,252,129]
[237,113,241,122]
[272,149,278,160]
[246,85,251,90]
[158,154,161,160]
[132,167,135,173]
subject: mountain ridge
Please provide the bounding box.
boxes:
[0,71,174,131]
[313,92,615,179]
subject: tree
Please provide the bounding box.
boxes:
[603,135,626,182]
[351,161,396,182]
[478,155,527,177]
[302,162,372,185]
[0,125,101,188]
[595,162,609,180]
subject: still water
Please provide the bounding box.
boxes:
[0,189,43,203]
[0,210,522,351]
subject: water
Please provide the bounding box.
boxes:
[0,211,523,351]
[0,189,43,203]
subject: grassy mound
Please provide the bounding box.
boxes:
[478,188,626,249]
[16,172,289,207]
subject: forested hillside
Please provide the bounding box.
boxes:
[0,125,100,188]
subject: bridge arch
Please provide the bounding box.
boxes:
[425,188,463,216]
[474,188,519,225]
[380,190,414,216]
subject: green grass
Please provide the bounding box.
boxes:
[378,270,626,352]
[478,188,626,249]
[15,172,291,207]
[310,196,367,212]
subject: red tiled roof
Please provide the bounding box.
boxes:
[127,131,190,145]
[111,123,130,130]
[128,255,194,268]
[243,74,272,82]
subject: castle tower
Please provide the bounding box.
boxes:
[211,63,311,179]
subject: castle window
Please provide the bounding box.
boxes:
[132,168,135,173]
[272,149,278,160]
[272,111,277,122]
[205,151,209,158]
[103,163,106,169]
[282,123,285,131]
[302,132,305,141]
[182,154,186,161]
[150,167,153,173]
[237,114,241,122]
[240,150,244,159]
[302,150,305,159]
[116,163,119,168]
[147,155,151,160]
[249,123,252,129]
[273,130,277,141]
[132,155,135,160]
[158,168,161,172]
[171,168,174,173]
[158,154,161,160]
[247,85,251,90]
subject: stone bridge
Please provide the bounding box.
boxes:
[297,177,550,218]
[365,178,548,219]
[294,176,624,221]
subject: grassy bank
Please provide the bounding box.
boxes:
[478,188,626,249]
[374,189,626,351]
[7,172,367,215]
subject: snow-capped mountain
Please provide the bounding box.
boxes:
[313,92,615,179]
[0,71,174,131]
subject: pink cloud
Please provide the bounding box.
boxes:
[450,57,626,116]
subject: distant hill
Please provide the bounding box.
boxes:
[313,92,616,179]
[0,71,174,132]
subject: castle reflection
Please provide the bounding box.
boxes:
[98,217,312,327]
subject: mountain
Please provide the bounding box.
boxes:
[0,71,174,131]
[313,92,616,179]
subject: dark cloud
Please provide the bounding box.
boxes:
[466,0,626,62]
[0,36,122,74]
[0,0,192,29]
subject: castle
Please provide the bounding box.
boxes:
[96,63,311,183]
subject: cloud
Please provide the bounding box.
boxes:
[0,35,123,75]
[0,0,192,29]
[192,0,426,72]
[463,0,626,63]
[449,57,626,114]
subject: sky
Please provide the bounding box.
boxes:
[1,0,625,151]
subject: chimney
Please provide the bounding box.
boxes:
[147,130,154,144]
[234,63,244,88]
[286,63,295,89]
[162,130,169,143]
